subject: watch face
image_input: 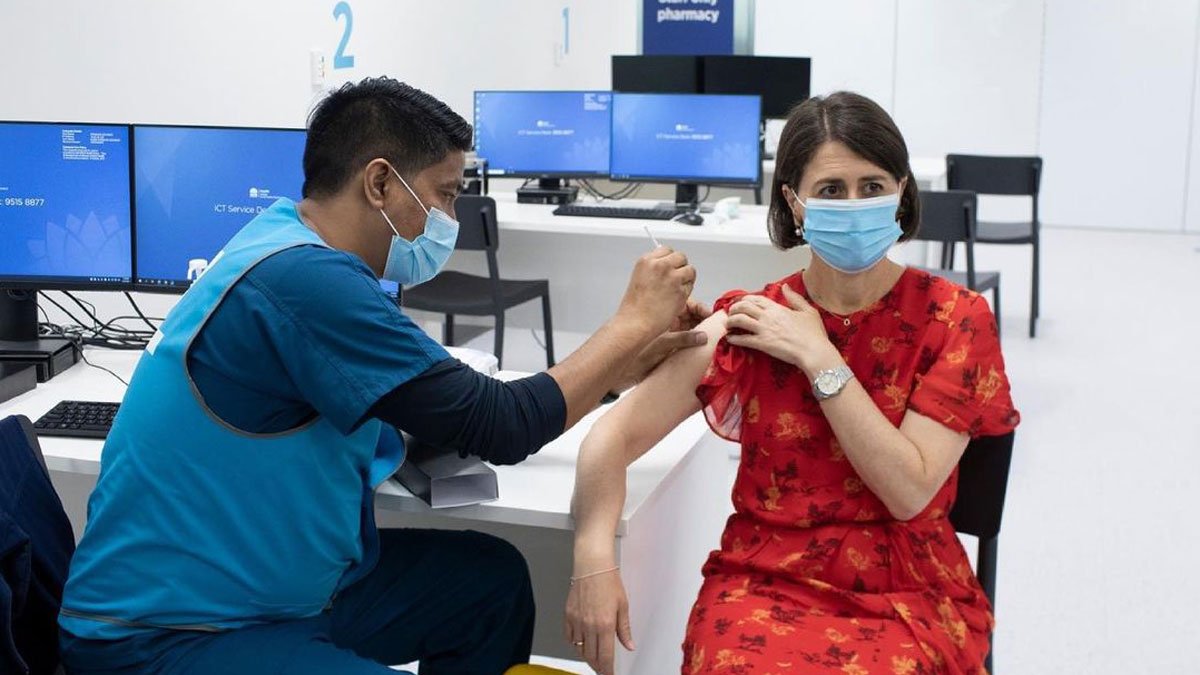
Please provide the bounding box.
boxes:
[816,372,838,395]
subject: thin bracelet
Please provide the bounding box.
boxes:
[569,566,620,585]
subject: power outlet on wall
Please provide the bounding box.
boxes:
[310,49,327,87]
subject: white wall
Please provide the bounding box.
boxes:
[0,0,636,129]
[755,0,1200,233]
[892,0,1043,159]
[754,0,898,110]
[1040,0,1200,232]
[1184,5,1200,233]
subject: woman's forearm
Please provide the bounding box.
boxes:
[571,311,723,567]
[571,420,631,570]
[815,378,933,519]
[800,352,964,520]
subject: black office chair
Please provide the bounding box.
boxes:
[915,190,1003,335]
[949,431,1016,674]
[1,415,75,675]
[402,195,555,369]
[946,154,1043,338]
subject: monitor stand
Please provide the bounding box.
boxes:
[655,183,712,213]
[516,177,579,205]
[0,289,79,382]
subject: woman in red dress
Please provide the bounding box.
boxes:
[565,91,1019,675]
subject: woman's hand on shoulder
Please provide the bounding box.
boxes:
[725,285,839,374]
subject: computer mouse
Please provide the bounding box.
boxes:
[674,211,704,226]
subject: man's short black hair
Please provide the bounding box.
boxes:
[302,77,473,198]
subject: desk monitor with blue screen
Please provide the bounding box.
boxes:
[473,91,612,184]
[610,93,762,206]
[0,121,133,350]
[133,125,306,292]
[0,122,134,291]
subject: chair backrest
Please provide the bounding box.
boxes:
[946,154,1042,197]
[452,195,499,253]
[949,431,1015,541]
[915,190,977,244]
[915,190,978,285]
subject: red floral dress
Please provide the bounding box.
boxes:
[682,268,1020,675]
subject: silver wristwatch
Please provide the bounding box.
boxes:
[812,365,855,401]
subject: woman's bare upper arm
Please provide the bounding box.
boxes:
[598,311,728,465]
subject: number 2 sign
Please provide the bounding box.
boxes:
[333,2,356,69]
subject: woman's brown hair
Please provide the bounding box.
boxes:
[768,91,920,249]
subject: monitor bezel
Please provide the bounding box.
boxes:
[607,93,763,187]
[0,120,137,291]
[129,123,306,294]
[473,90,614,179]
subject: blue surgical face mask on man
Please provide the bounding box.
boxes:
[379,166,460,286]
[791,189,903,274]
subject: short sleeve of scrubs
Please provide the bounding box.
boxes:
[187,245,450,435]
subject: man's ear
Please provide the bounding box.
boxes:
[362,159,391,209]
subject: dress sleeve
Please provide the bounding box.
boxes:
[695,289,755,442]
[907,291,1020,437]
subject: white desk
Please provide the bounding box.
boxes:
[491,193,774,246]
[0,349,738,672]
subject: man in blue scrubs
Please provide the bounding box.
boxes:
[57,78,704,674]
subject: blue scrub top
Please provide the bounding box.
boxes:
[188,243,449,434]
[60,200,448,640]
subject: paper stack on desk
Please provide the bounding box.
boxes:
[393,433,499,509]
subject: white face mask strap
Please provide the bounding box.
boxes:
[787,185,806,209]
[390,165,430,215]
[379,208,401,237]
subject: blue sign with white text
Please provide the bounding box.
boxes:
[642,0,734,55]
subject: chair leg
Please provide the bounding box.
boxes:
[979,536,999,673]
[541,292,556,368]
[978,536,998,610]
[493,312,505,370]
[443,314,455,346]
[1029,238,1039,338]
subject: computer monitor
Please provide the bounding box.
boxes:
[133,125,306,292]
[609,93,762,205]
[0,121,133,346]
[0,122,134,291]
[611,56,702,94]
[473,91,612,182]
[701,56,812,119]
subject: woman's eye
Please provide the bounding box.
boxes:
[865,182,884,194]
[819,185,839,197]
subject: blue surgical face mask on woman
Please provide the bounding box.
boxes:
[791,189,903,274]
[378,166,460,287]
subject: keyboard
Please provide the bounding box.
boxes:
[552,204,680,220]
[33,400,120,439]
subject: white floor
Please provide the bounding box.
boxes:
[430,225,1200,674]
